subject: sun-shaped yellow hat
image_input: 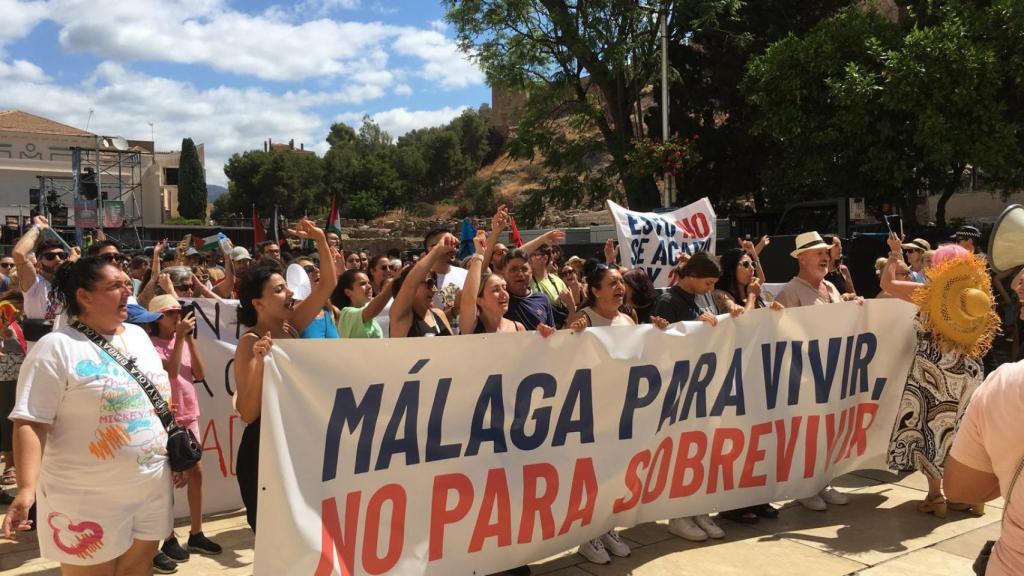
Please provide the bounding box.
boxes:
[912,254,1000,357]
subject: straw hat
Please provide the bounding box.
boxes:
[790,231,830,258]
[912,254,999,357]
[148,294,181,313]
[901,238,931,252]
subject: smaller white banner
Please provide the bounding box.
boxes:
[607,198,717,287]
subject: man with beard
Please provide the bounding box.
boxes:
[775,231,861,511]
[13,216,74,332]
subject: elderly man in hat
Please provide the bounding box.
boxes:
[901,238,931,283]
[775,231,861,511]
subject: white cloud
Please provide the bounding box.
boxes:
[392,29,484,89]
[18,0,483,91]
[393,83,412,96]
[336,105,469,138]
[0,0,48,53]
[0,58,48,82]
[0,60,331,186]
[430,19,448,32]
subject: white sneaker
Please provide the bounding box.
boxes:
[577,538,611,564]
[668,516,708,541]
[600,530,631,557]
[820,485,848,505]
[799,494,828,511]
[693,514,725,539]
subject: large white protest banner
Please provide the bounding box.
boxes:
[172,298,245,517]
[255,300,917,576]
[608,197,717,287]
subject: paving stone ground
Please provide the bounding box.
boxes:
[1,470,999,575]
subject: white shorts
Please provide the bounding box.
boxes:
[37,469,172,565]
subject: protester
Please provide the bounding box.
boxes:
[0,306,26,503]
[358,250,369,272]
[559,264,586,311]
[326,231,340,250]
[234,219,336,531]
[644,252,729,539]
[459,253,525,333]
[390,235,458,338]
[529,244,574,325]
[424,228,468,323]
[331,269,392,338]
[13,216,76,334]
[212,246,253,299]
[881,237,995,518]
[945,268,1024,576]
[146,295,222,567]
[129,255,149,294]
[256,240,282,262]
[502,249,556,331]
[2,256,187,572]
[824,235,856,296]
[775,231,860,511]
[713,247,783,315]
[367,255,395,336]
[901,238,931,283]
[343,250,361,271]
[0,255,14,291]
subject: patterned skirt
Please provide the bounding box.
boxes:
[887,323,983,478]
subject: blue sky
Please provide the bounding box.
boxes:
[0,0,491,185]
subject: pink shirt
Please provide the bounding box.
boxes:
[950,360,1024,576]
[150,335,200,425]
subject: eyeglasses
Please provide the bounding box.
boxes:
[0,263,13,269]
[42,252,67,261]
[738,260,759,269]
[303,265,317,273]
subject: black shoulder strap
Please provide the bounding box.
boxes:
[70,320,177,433]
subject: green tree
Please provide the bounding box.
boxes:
[743,1,1023,225]
[220,149,325,219]
[177,137,208,220]
[445,0,736,212]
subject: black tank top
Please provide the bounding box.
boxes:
[407,310,452,337]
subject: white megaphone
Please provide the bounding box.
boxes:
[989,204,1024,273]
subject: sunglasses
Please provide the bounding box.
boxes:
[303,265,318,273]
[738,260,759,269]
[560,269,576,277]
[174,283,194,292]
[42,252,67,261]
[99,253,128,264]
[0,262,13,269]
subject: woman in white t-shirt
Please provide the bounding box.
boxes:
[2,256,186,574]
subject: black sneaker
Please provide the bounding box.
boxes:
[161,536,190,562]
[187,531,223,555]
[153,551,178,574]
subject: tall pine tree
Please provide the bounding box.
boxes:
[177,137,208,220]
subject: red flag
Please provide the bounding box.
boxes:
[509,215,524,248]
[252,205,266,244]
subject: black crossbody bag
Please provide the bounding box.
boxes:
[71,320,202,472]
[973,455,1024,575]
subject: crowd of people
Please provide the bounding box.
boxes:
[0,207,1022,576]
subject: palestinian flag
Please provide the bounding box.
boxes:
[327,193,342,236]
[197,232,228,252]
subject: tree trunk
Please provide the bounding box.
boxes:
[934,163,966,228]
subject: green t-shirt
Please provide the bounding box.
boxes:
[338,305,383,339]
[529,273,568,308]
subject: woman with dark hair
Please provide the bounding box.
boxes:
[368,255,395,336]
[389,234,458,338]
[713,247,783,315]
[559,264,586,310]
[622,268,658,324]
[3,257,188,573]
[233,219,335,531]
[459,253,527,334]
[331,269,393,339]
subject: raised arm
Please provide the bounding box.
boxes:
[481,205,509,273]
[521,229,565,256]
[880,233,919,303]
[390,234,458,338]
[360,279,394,322]
[212,256,235,298]
[138,239,166,307]
[286,219,337,332]
[12,216,45,292]
[459,254,486,334]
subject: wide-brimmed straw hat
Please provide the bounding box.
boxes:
[790,231,830,258]
[913,254,999,357]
